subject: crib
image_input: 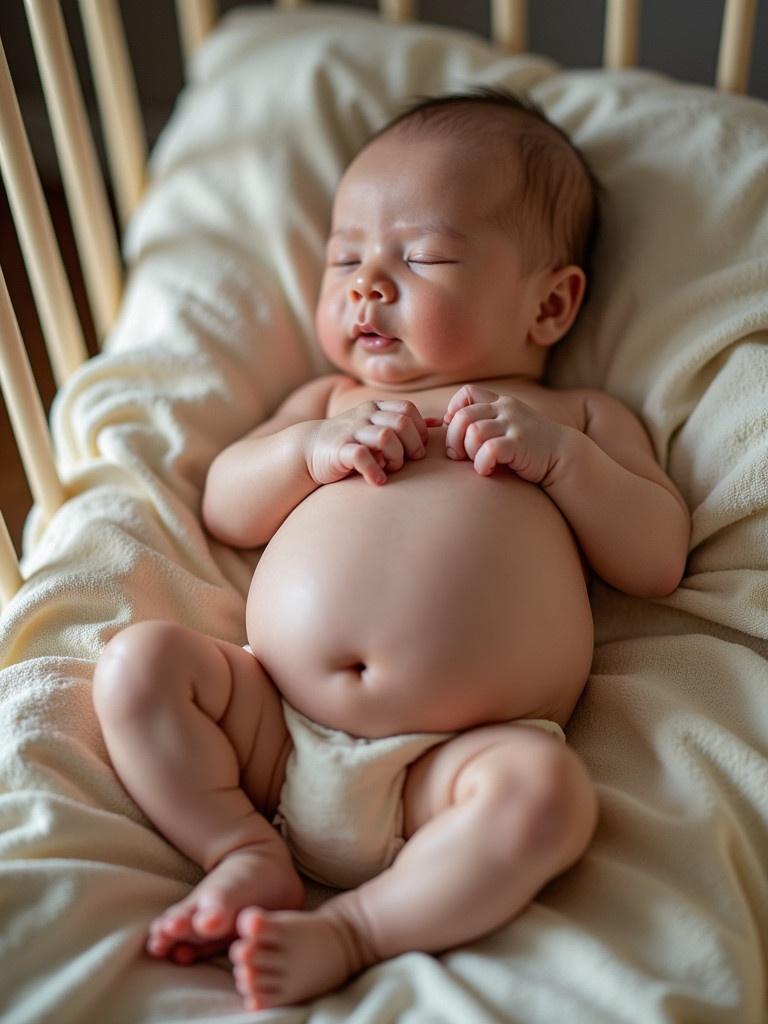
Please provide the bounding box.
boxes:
[1,2,767,1022]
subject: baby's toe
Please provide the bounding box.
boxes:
[236,944,284,974]
[169,943,198,965]
[247,987,285,1012]
[191,898,237,939]
[146,926,174,958]
[233,962,262,996]
[146,905,196,955]
[234,966,282,1012]
[164,911,197,937]
[236,906,269,941]
[228,938,253,964]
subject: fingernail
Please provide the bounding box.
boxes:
[446,447,456,459]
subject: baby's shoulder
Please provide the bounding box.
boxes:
[540,384,640,432]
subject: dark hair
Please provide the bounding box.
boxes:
[368,86,601,279]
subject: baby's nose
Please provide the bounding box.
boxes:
[349,273,396,303]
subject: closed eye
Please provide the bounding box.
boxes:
[406,257,458,265]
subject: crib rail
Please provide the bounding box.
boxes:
[0,0,762,606]
[0,35,87,388]
[79,0,147,232]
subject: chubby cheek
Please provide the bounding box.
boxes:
[413,292,475,368]
[314,286,346,358]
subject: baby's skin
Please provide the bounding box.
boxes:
[93,114,690,1010]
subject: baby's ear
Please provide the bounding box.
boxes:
[528,266,586,347]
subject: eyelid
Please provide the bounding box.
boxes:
[407,254,458,265]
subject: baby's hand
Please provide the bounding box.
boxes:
[307,400,430,486]
[443,384,566,485]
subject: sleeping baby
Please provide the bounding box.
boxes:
[93,87,690,1011]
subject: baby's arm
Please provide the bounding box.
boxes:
[443,384,689,598]
[203,376,431,548]
[202,374,345,548]
[543,390,690,597]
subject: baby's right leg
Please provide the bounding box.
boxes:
[93,620,304,963]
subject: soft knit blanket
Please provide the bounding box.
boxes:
[1,7,767,1022]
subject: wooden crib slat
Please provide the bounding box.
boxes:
[78,0,147,232]
[0,37,87,389]
[492,0,528,54]
[604,0,640,69]
[24,0,122,344]
[0,510,22,607]
[176,0,219,67]
[379,0,415,23]
[0,267,65,525]
[717,0,757,93]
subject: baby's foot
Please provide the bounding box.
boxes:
[229,904,376,1009]
[147,842,304,964]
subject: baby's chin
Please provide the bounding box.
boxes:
[358,369,451,392]
[354,355,458,392]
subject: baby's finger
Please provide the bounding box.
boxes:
[463,419,505,462]
[355,424,405,471]
[376,400,430,446]
[473,436,507,476]
[443,385,498,424]
[369,410,426,460]
[445,403,495,459]
[340,443,387,485]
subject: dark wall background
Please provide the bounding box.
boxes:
[1,0,767,178]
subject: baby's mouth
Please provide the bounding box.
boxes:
[354,323,400,352]
[357,332,399,352]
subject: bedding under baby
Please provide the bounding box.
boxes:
[1,7,767,1022]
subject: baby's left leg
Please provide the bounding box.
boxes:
[230,722,598,1010]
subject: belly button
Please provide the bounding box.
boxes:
[335,660,370,684]
[344,662,367,681]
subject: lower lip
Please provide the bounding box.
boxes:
[357,333,399,352]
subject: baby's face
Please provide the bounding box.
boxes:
[315,131,551,391]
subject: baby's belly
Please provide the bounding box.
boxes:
[246,450,593,738]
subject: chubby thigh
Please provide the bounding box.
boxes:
[401,720,591,847]
[93,623,294,872]
[231,644,293,819]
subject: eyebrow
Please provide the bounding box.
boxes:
[329,222,467,242]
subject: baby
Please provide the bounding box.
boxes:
[93,88,690,1011]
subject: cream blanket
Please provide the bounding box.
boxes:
[1,7,767,1022]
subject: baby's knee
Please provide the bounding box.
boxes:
[479,737,598,868]
[93,620,186,723]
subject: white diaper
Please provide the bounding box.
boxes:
[272,699,565,890]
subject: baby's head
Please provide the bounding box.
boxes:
[316,87,600,390]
